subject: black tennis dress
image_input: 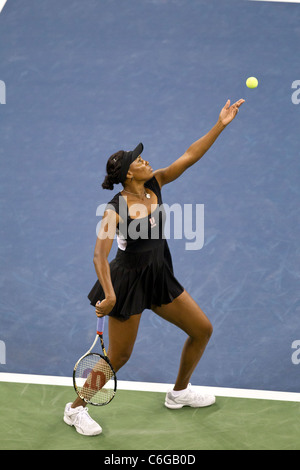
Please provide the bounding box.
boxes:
[88,176,184,320]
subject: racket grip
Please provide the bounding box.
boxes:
[97,316,105,335]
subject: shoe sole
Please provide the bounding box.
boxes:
[164,398,216,409]
[164,402,185,409]
[63,416,102,436]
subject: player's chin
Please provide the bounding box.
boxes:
[145,170,153,181]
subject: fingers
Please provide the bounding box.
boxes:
[235,99,245,108]
[95,298,116,317]
[95,300,104,317]
[231,99,245,115]
[225,98,245,110]
[220,98,245,126]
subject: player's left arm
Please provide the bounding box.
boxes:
[154,99,245,187]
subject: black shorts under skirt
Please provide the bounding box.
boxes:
[87,241,184,321]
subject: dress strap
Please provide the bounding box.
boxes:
[145,176,161,201]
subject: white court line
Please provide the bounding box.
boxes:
[0,0,7,14]
[1,372,300,402]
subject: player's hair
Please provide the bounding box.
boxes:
[102,151,123,190]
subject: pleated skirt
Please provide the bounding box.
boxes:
[87,240,184,320]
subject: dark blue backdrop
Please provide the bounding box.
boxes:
[1,0,300,392]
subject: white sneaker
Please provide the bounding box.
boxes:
[164,384,216,409]
[63,403,102,436]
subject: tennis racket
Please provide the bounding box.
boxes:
[73,315,117,406]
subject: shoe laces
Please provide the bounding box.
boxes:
[74,406,93,426]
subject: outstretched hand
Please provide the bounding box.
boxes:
[219,99,245,127]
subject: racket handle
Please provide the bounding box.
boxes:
[97,316,105,335]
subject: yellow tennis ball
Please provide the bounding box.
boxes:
[246,77,258,89]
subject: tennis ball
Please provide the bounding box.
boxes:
[246,77,258,89]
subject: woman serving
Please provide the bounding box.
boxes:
[64,98,245,436]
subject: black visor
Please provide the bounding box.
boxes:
[119,143,144,184]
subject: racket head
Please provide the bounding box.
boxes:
[73,352,117,406]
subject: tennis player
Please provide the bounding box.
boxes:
[64,99,245,436]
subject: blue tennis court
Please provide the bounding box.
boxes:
[0,0,300,450]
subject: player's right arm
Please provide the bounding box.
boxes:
[93,209,120,317]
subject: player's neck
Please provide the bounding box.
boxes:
[123,181,147,199]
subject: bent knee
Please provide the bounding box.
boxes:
[110,350,132,373]
[192,318,213,343]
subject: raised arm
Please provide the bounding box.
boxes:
[154,99,245,187]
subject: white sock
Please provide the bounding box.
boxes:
[171,386,188,397]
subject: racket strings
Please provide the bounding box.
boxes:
[74,353,116,405]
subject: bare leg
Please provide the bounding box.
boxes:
[71,313,142,408]
[106,313,142,372]
[152,290,213,391]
